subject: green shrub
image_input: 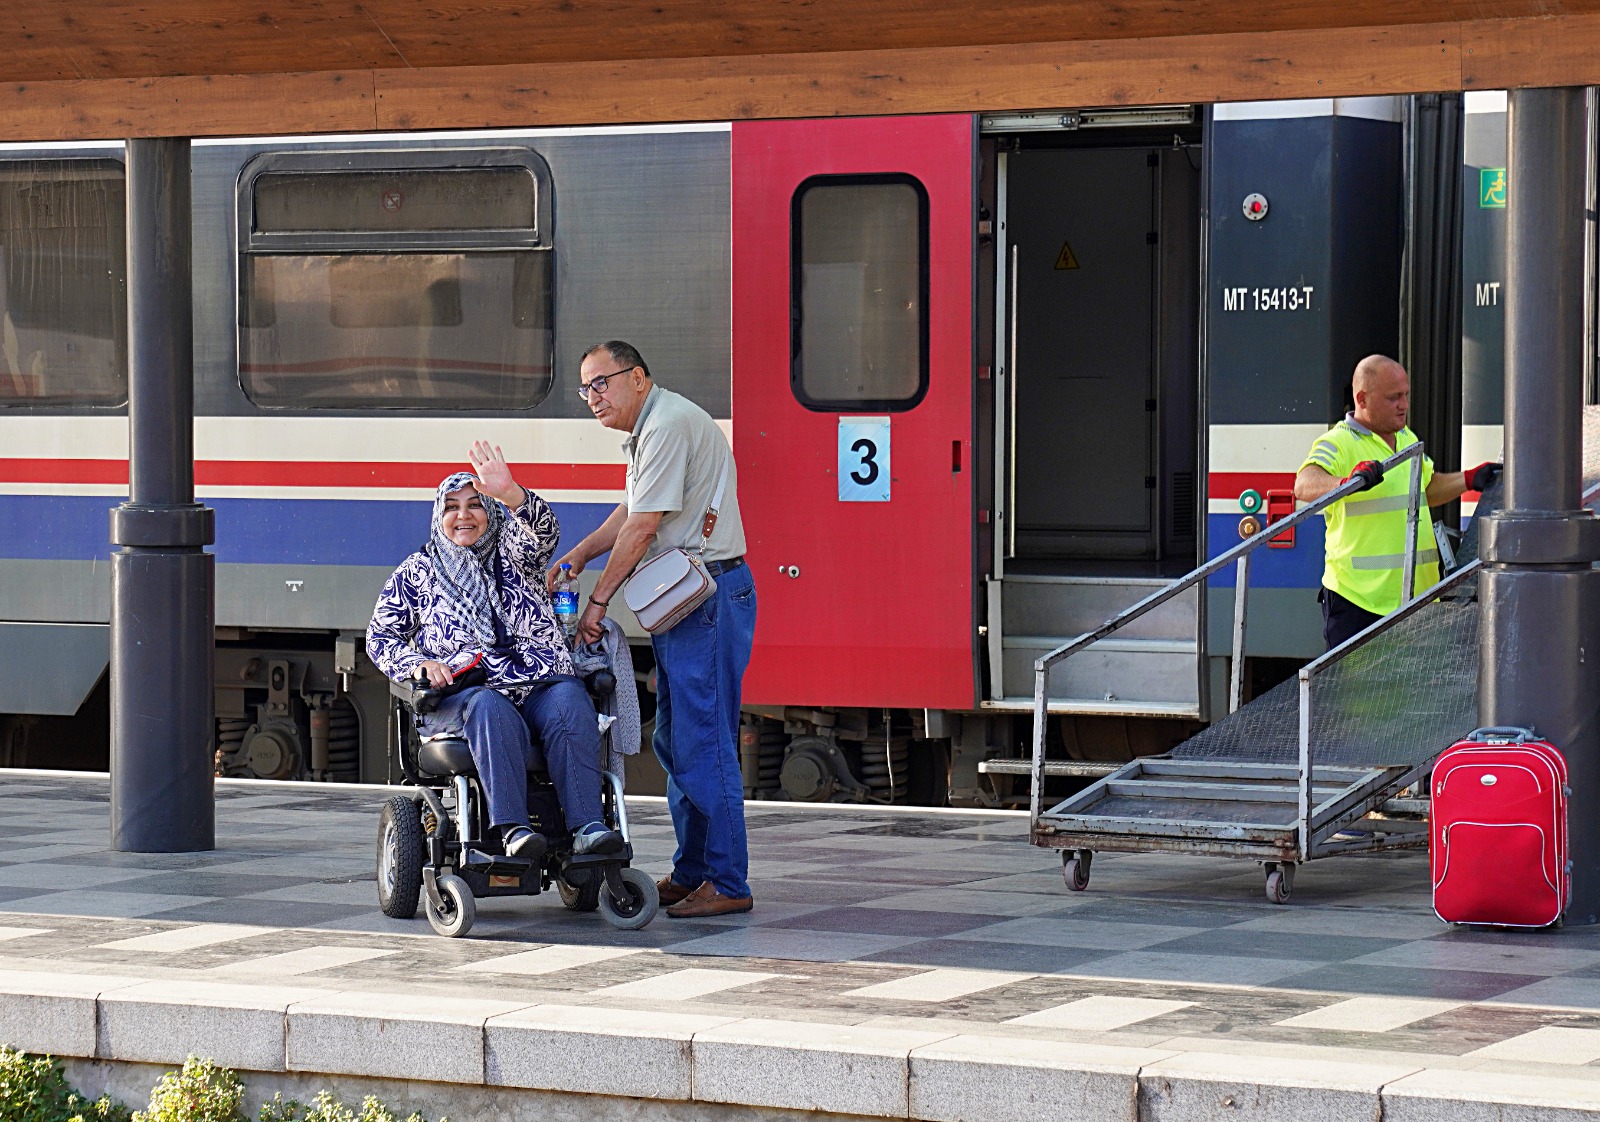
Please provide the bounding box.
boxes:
[0,1048,442,1122]
[0,1046,130,1122]
[132,1057,245,1122]
[257,1091,443,1122]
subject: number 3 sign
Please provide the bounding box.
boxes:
[838,416,890,502]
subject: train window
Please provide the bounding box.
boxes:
[0,159,126,406]
[254,168,537,235]
[238,151,553,410]
[791,174,928,411]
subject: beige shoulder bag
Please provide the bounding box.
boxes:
[622,455,731,634]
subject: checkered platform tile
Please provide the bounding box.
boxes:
[5,772,1600,1082]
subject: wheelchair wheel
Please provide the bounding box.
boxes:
[557,871,601,912]
[426,873,475,937]
[598,866,659,931]
[377,796,424,919]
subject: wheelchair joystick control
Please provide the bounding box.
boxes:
[411,657,489,715]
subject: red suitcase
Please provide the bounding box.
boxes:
[1431,727,1570,927]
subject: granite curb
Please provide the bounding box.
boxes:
[3,970,1600,1120]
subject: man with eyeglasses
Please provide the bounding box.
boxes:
[551,340,757,919]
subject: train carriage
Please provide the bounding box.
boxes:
[0,95,1517,803]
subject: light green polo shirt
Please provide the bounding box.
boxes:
[623,385,746,564]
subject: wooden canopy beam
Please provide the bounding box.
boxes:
[1,13,1598,141]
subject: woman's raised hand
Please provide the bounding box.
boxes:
[468,441,523,507]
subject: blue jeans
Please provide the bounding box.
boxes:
[423,678,603,834]
[651,563,757,899]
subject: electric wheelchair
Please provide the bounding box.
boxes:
[376,664,658,937]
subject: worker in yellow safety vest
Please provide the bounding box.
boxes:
[1294,355,1502,649]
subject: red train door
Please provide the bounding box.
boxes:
[732,115,976,709]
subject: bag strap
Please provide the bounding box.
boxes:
[697,452,733,556]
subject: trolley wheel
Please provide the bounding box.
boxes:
[1264,863,1294,906]
[557,871,601,912]
[377,796,424,919]
[1062,849,1092,892]
[598,867,659,930]
[426,873,476,937]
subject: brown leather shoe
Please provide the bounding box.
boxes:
[665,881,754,918]
[656,876,697,906]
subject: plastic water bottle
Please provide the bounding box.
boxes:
[553,563,580,643]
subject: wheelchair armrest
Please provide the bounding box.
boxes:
[583,666,617,701]
[389,676,427,709]
[389,660,489,715]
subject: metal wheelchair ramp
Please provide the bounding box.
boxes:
[1033,569,1471,898]
[1031,407,1600,902]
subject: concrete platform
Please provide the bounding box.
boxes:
[4,771,1600,1119]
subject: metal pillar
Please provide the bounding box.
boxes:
[1479,88,1600,923]
[109,138,216,852]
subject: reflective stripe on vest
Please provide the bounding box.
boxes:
[1341,493,1417,517]
[1351,549,1442,571]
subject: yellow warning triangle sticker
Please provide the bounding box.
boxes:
[1054,241,1080,270]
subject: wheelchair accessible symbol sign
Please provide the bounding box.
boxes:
[838,416,891,502]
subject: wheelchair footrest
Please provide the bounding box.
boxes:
[461,848,535,877]
[561,846,634,873]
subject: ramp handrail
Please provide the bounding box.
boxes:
[1028,441,1427,824]
[1289,554,1478,855]
[1286,470,1600,853]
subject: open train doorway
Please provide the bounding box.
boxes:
[983,108,1204,717]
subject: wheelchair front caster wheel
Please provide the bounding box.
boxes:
[427,873,475,937]
[598,866,659,930]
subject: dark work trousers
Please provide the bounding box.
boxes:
[651,563,758,900]
[424,679,604,834]
[1320,586,1384,651]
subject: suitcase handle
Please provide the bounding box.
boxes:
[1466,726,1537,743]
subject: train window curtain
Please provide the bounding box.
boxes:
[0,159,126,406]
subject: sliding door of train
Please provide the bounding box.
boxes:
[731,116,976,709]
[984,112,1203,713]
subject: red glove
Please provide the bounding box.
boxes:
[1465,461,1502,492]
[1344,460,1384,491]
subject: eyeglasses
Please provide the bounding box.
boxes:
[575,367,635,401]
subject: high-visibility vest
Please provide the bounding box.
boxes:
[1301,417,1438,616]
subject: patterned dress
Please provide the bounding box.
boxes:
[366,489,573,702]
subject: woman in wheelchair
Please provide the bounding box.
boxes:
[366,444,623,862]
